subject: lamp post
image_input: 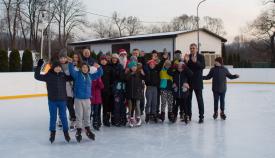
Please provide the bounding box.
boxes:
[197,0,207,53]
[39,8,46,59]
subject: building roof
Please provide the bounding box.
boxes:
[68,28,227,46]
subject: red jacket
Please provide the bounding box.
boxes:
[91,78,104,105]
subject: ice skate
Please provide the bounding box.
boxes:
[85,127,95,140]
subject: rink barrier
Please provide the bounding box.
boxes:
[0,94,47,100]
[0,81,275,100]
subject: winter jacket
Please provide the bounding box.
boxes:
[61,63,74,98]
[91,78,104,104]
[81,56,97,66]
[203,66,238,93]
[125,72,144,100]
[101,64,113,95]
[68,63,103,99]
[34,66,71,101]
[143,59,165,87]
[187,53,205,90]
[111,62,125,92]
[168,66,193,99]
[159,67,173,91]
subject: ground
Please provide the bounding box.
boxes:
[0,84,274,158]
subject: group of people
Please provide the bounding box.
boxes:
[34,43,239,144]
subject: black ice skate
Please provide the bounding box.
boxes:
[49,131,56,144]
[213,112,218,120]
[64,131,71,142]
[75,128,82,143]
[85,127,95,140]
[220,112,227,120]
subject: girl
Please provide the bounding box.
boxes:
[168,62,193,124]
[90,69,104,131]
[159,60,173,122]
[203,57,239,120]
[99,55,113,127]
[34,59,71,143]
[68,60,103,142]
[125,61,145,127]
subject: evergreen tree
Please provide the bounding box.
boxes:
[0,49,9,72]
[22,49,33,72]
[9,49,21,72]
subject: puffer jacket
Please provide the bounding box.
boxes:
[91,78,104,104]
[34,66,71,101]
[125,72,144,100]
[68,63,103,99]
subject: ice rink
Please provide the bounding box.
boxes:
[0,84,275,158]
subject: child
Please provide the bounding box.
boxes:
[34,59,71,143]
[68,60,103,142]
[99,55,113,127]
[143,59,164,123]
[159,60,173,122]
[90,69,104,131]
[110,53,127,127]
[168,62,193,124]
[203,57,239,120]
[125,61,145,127]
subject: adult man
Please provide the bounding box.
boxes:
[81,48,96,66]
[185,43,206,123]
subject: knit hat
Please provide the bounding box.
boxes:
[215,57,224,65]
[151,50,158,55]
[128,61,137,69]
[100,55,107,61]
[51,61,62,69]
[147,59,157,65]
[59,49,67,58]
[174,50,182,54]
[119,49,127,55]
[112,53,119,59]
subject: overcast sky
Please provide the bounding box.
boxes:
[81,0,268,42]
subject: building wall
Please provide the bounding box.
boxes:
[88,38,174,56]
[175,31,222,55]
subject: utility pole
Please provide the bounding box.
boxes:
[48,0,51,60]
[197,0,207,53]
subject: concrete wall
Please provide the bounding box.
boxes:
[0,69,274,98]
[175,31,222,55]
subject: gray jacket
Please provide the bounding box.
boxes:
[203,66,238,93]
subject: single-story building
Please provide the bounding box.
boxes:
[68,28,227,67]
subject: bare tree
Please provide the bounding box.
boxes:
[112,12,126,37]
[52,0,86,47]
[249,7,275,63]
[124,16,143,36]
[202,16,226,36]
[91,18,118,38]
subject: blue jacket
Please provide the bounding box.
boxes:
[69,63,103,99]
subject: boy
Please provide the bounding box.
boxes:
[68,59,103,142]
[203,57,239,120]
[34,59,71,143]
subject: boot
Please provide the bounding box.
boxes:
[49,131,56,144]
[180,112,184,122]
[160,112,165,122]
[199,118,204,124]
[85,127,95,140]
[213,112,218,120]
[184,115,189,124]
[136,117,142,126]
[145,114,150,123]
[64,131,71,142]
[153,114,158,123]
[75,128,82,143]
[220,112,227,120]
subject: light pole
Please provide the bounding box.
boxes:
[39,8,46,59]
[48,0,51,60]
[197,0,207,53]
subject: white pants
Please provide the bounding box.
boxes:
[74,99,91,129]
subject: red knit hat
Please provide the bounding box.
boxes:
[147,59,157,65]
[119,49,127,55]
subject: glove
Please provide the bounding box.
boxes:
[37,59,44,67]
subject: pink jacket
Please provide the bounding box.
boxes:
[91,78,104,105]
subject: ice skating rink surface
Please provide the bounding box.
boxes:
[0,84,275,158]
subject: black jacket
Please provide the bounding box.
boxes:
[203,66,238,93]
[34,66,71,101]
[187,53,205,90]
[168,67,193,99]
[81,56,97,66]
[111,62,125,92]
[143,59,165,87]
[125,72,144,100]
[101,64,113,95]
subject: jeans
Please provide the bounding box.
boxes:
[145,86,158,115]
[91,104,102,127]
[213,91,226,112]
[48,100,69,132]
